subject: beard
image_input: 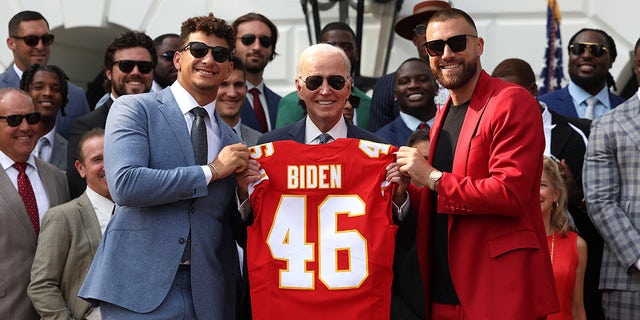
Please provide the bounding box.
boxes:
[112,75,151,97]
[569,71,608,92]
[432,57,479,90]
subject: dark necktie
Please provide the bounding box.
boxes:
[14,163,39,234]
[190,107,208,165]
[417,122,429,131]
[317,133,332,144]
[249,88,268,133]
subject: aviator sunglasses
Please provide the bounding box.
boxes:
[0,112,41,127]
[569,42,609,57]
[239,34,273,48]
[180,42,231,62]
[300,75,347,91]
[160,50,176,62]
[424,34,477,57]
[11,34,55,47]
[114,60,154,74]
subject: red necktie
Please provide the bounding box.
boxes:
[417,122,429,130]
[249,88,268,133]
[14,163,39,234]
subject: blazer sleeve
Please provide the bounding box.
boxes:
[104,96,207,207]
[28,209,74,319]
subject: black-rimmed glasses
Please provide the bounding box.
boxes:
[424,34,477,57]
[569,42,609,57]
[114,60,154,74]
[299,75,347,91]
[0,112,41,127]
[239,34,273,48]
[180,42,231,62]
[11,34,55,47]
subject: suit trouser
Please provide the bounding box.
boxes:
[602,290,640,320]
[100,266,196,320]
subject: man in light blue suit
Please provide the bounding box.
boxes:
[79,13,250,319]
[0,11,89,139]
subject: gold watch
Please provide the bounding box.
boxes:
[428,170,443,190]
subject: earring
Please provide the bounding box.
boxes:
[552,201,558,211]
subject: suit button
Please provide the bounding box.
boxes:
[190,207,195,213]
[179,238,185,244]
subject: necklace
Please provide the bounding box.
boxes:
[549,232,556,264]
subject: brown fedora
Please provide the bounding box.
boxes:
[394,1,451,40]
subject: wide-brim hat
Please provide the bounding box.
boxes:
[394,1,452,40]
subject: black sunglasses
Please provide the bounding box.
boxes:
[239,34,273,48]
[413,24,426,37]
[300,75,347,91]
[569,42,609,57]
[424,34,477,57]
[11,34,55,47]
[114,60,154,74]
[0,112,41,127]
[180,42,231,63]
[160,50,176,62]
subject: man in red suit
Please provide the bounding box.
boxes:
[396,8,559,319]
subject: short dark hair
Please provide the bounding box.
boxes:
[179,13,234,52]
[491,58,536,87]
[635,37,640,56]
[321,22,356,42]
[19,64,69,116]
[153,33,179,48]
[77,128,105,163]
[568,28,618,90]
[428,8,477,34]
[230,55,246,78]
[104,31,157,72]
[406,128,430,147]
[232,13,279,61]
[8,11,48,36]
[394,58,436,88]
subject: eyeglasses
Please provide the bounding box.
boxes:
[424,34,477,57]
[114,60,154,74]
[569,42,609,57]
[0,112,41,127]
[180,42,231,63]
[160,50,176,62]
[11,34,55,47]
[300,75,347,91]
[239,34,273,48]
[413,24,426,37]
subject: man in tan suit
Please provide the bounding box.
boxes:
[0,87,69,320]
[29,128,112,319]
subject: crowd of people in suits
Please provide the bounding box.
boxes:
[1,0,640,319]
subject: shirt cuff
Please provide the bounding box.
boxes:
[201,165,213,183]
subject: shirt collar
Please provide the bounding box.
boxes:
[399,112,435,130]
[304,116,348,144]
[568,80,611,108]
[85,186,114,210]
[40,128,56,144]
[13,64,23,79]
[0,150,37,171]
[170,81,216,118]
[246,80,265,93]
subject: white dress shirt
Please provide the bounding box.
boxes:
[85,187,115,235]
[0,151,50,224]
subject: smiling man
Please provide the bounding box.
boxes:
[395,8,559,319]
[66,31,156,198]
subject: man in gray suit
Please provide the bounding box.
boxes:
[583,37,640,319]
[0,10,89,139]
[0,87,69,320]
[216,56,261,146]
[79,13,250,319]
[20,64,69,171]
[29,128,112,320]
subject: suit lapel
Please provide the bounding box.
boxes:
[288,119,306,143]
[77,193,103,252]
[0,167,36,237]
[156,91,195,164]
[550,113,572,158]
[617,97,640,152]
[49,133,67,169]
[36,158,62,206]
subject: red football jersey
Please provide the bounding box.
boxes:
[247,138,399,320]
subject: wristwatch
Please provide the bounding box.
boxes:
[428,170,443,190]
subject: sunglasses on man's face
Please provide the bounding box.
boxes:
[114,60,154,74]
[11,34,55,47]
[569,42,609,57]
[160,50,176,62]
[239,34,273,48]
[413,24,426,37]
[300,75,347,91]
[180,42,231,63]
[0,112,41,127]
[424,34,477,57]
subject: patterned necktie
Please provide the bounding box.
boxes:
[317,133,332,144]
[190,107,208,165]
[249,88,268,133]
[14,163,39,234]
[584,97,598,120]
[417,122,429,131]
